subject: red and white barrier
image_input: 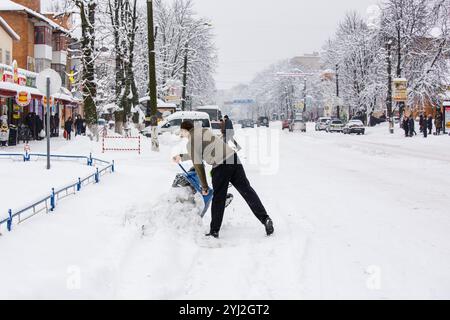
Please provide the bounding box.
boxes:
[102,135,141,154]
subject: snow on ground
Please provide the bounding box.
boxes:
[0,123,449,299]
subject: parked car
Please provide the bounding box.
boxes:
[289,119,306,132]
[257,116,269,127]
[326,119,345,133]
[282,119,291,130]
[315,117,331,131]
[343,120,365,135]
[141,111,211,137]
[241,119,255,128]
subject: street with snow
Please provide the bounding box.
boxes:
[1,123,449,299]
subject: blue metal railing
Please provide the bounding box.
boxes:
[0,153,115,234]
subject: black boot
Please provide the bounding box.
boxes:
[264,218,274,236]
[205,231,219,239]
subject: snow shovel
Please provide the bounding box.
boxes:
[178,163,213,218]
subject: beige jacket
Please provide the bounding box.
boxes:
[181,128,236,189]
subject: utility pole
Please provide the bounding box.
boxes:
[386,40,394,134]
[336,64,340,119]
[181,42,188,111]
[303,77,307,113]
[146,0,158,121]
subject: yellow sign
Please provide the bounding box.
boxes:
[16,91,31,107]
[43,96,54,106]
[393,78,408,102]
[295,102,304,110]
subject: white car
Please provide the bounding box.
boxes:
[161,111,211,133]
[315,117,331,131]
[141,111,211,137]
[326,119,345,132]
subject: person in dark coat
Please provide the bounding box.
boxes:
[74,115,84,136]
[419,114,424,133]
[435,111,443,135]
[408,116,416,137]
[427,114,433,135]
[64,117,73,140]
[402,116,409,137]
[423,114,428,138]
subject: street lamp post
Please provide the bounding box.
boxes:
[336,64,340,119]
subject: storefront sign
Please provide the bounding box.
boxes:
[393,78,408,102]
[43,96,54,106]
[18,75,27,86]
[12,60,18,84]
[3,72,13,83]
[16,91,31,107]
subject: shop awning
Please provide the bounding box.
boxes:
[0,81,43,99]
[0,82,81,105]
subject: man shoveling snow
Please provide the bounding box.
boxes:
[173,120,274,239]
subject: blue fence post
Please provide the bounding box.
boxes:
[50,188,56,211]
[7,209,12,232]
[77,178,82,191]
[88,153,93,166]
[95,168,99,183]
[112,160,115,173]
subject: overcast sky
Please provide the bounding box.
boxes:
[43,0,378,89]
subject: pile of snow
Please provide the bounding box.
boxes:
[141,187,204,239]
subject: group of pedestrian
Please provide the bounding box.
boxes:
[403,111,444,138]
[64,115,86,141]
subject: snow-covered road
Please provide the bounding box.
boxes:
[0,123,449,299]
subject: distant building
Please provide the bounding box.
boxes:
[290,52,322,72]
[0,0,82,130]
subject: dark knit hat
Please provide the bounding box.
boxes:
[180,120,194,131]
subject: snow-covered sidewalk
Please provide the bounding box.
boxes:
[0,124,449,299]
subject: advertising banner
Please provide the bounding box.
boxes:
[393,78,408,102]
[444,104,450,130]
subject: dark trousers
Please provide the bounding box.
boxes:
[210,158,269,233]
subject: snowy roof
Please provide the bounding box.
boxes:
[0,0,70,34]
[195,105,221,110]
[0,16,19,40]
[138,96,177,108]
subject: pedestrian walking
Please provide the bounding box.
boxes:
[427,114,433,135]
[173,120,274,239]
[408,116,416,137]
[403,116,409,137]
[435,111,443,135]
[223,115,242,151]
[64,117,73,141]
[423,114,428,138]
[74,115,84,136]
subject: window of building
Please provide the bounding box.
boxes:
[5,51,11,65]
[0,49,2,64]
[27,56,36,72]
[35,58,51,73]
[52,34,67,52]
[34,26,52,46]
